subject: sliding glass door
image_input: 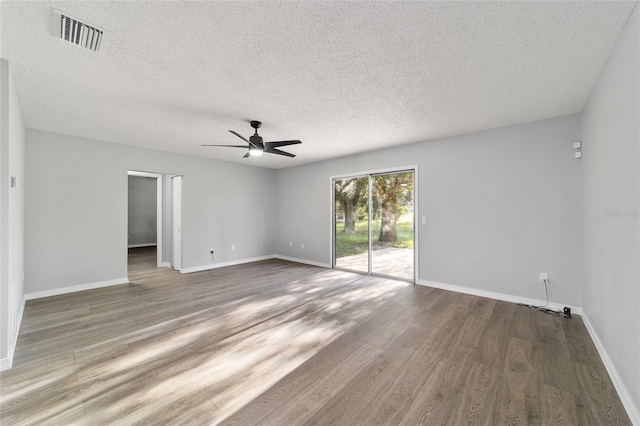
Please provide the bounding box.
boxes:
[333,170,414,281]
[371,172,414,280]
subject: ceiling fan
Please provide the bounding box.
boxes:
[202,121,301,158]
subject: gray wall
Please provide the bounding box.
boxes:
[0,59,25,363]
[275,114,583,306]
[25,129,276,293]
[127,175,157,246]
[581,5,639,414]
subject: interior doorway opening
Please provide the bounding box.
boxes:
[127,171,162,268]
[126,171,183,275]
[332,168,416,282]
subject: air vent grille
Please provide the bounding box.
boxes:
[53,9,106,52]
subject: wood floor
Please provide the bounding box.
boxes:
[0,247,631,425]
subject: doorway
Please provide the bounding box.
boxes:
[126,171,183,276]
[332,169,415,282]
[127,171,163,268]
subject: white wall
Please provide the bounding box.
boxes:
[275,114,583,306]
[162,175,173,265]
[127,175,157,246]
[25,129,276,294]
[581,4,639,421]
[0,59,26,369]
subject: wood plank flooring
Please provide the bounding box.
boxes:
[0,247,631,425]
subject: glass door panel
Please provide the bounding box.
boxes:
[371,171,414,280]
[334,176,369,273]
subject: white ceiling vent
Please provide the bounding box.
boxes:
[52,9,107,52]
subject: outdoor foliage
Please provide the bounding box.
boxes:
[372,172,413,242]
[335,217,413,257]
[334,171,414,258]
[334,178,368,234]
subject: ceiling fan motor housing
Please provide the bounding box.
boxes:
[250,134,264,146]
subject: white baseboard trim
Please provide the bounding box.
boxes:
[180,254,332,274]
[180,255,276,274]
[1,296,26,372]
[416,279,582,315]
[273,255,331,269]
[25,278,130,300]
[128,243,157,248]
[0,357,10,372]
[581,312,640,425]
[161,262,172,268]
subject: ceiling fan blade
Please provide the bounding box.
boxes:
[229,130,258,148]
[265,140,302,148]
[201,144,247,148]
[265,147,296,158]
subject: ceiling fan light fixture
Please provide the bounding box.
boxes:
[202,121,301,159]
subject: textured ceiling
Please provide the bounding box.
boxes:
[0,1,636,169]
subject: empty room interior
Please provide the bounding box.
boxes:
[1,1,639,425]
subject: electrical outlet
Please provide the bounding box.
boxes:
[301,243,304,250]
[573,141,582,149]
[232,245,235,251]
[540,272,548,282]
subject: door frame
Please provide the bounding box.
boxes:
[127,170,163,268]
[171,175,183,272]
[329,165,418,283]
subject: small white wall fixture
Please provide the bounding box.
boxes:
[127,171,163,267]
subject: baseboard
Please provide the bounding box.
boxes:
[1,296,25,372]
[128,243,157,248]
[0,357,10,372]
[161,262,172,268]
[581,312,640,425]
[180,255,276,274]
[416,279,582,315]
[25,278,130,300]
[273,254,331,269]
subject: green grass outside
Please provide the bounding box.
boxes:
[335,218,413,257]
